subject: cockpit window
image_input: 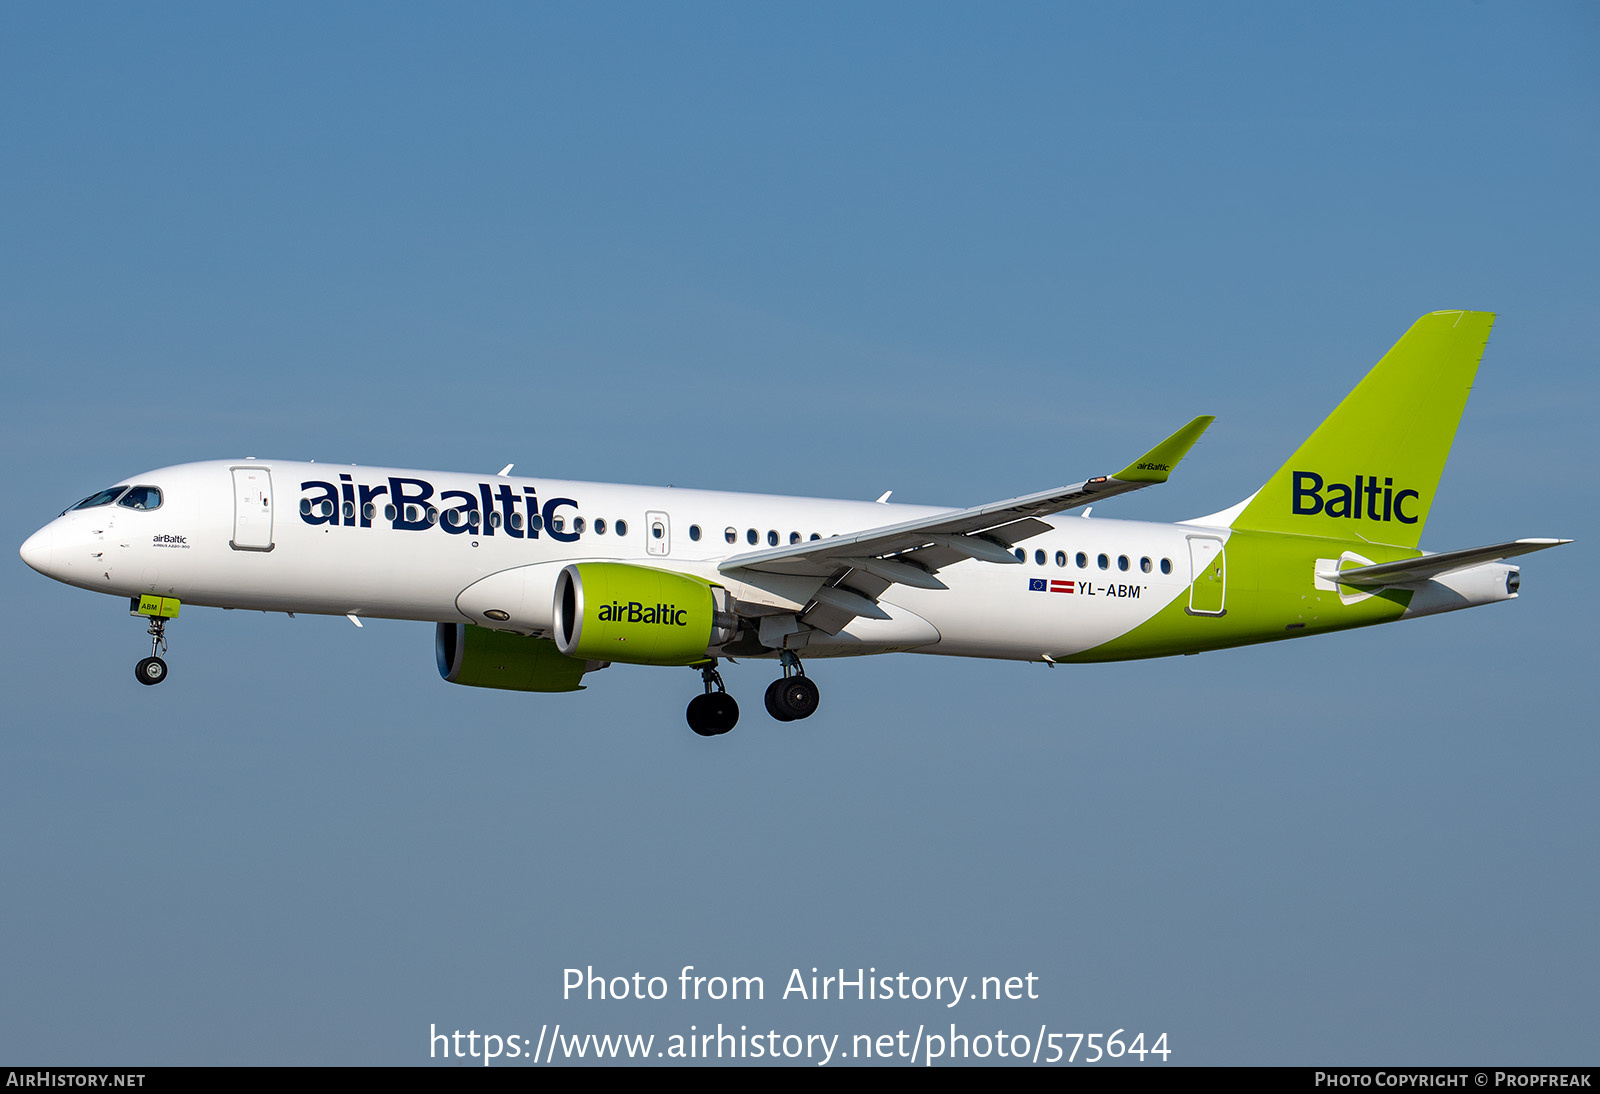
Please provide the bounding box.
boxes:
[117,486,162,511]
[67,487,128,513]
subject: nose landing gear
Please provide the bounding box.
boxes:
[764,651,819,722]
[129,595,179,686]
[686,662,739,736]
[135,616,169,686]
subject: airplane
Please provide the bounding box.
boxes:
[18,310,1571,736]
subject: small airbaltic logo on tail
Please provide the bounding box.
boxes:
[1292,471,1420,524]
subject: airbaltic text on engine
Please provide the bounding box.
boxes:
[598,602,690,626]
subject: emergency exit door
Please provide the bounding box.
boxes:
[645,511,670,556]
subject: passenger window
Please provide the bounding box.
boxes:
[385,504,397,521]
[810,533,821,541]
[341,501,354,521]
[426,506,439,525]
[1034,549,1046,565]
[467,511,480,530]
[489,511,502,528]
[689,525,701,541]
[652,522,665,540]
[364,502,377,521]
[725,527,737,544]
[1097,553,1109,570]
[790,532,801,544]
[1141,557,1152,573]
[574,517,586,534]
[1014,548,1025,562]
[1076,552,1087,568]
[747,529,758,545]
[615,519,626,536]
[1118,555,1129,571]
[1056,551,1067,567]
[530,515,543,532]
[509,512,523,531]
[551,516,564,532]
[594,518,606,535]
[767,530,779,546]
[1160,558,1173,575]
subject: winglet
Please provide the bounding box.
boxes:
[1112,416,1215,483]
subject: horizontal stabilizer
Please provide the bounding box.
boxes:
[1319,538,1572,586]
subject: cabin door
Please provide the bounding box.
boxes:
[231,466,275,551]
[1187,535,1226,615]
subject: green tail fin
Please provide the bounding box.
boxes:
[1231,310,1494,548]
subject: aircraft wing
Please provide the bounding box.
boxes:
[1318,538,1572,587]
[719,416,1214,634]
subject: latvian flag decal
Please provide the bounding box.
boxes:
[1029,578,1075,593]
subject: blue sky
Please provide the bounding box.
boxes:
[3,3,1595,1065]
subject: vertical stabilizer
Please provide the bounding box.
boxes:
[1230,310,1494,548]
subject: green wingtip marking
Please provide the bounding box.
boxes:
[1113,415,1215,483]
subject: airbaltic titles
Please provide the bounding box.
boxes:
[298,472,577,540]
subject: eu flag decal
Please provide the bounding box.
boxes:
[1029,578,1047,592]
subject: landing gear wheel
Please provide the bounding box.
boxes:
[703,692,739,734]
[136,611,172,687]
[687,661,739,736]
[767,675,819,720]
[686,694,718,736]
[764,678,796,722]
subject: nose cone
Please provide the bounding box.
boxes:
[19,525,54,575]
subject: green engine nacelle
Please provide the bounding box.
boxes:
[436,623,596,692]
[552,562,736,666]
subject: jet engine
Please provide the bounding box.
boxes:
[436,622,599,692]
[552,562,737,666]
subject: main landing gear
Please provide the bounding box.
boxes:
[687,654,823,736]
[763,650,820,723]
[135,615,170,686]
[686,662,739,737]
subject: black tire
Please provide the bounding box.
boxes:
[686,694,718,736]
[774,675,820,720]
[135,656,168,686]
[704,692,739,734]
[764,678,796,722]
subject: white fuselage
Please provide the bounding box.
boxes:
[22,459,1197,663]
